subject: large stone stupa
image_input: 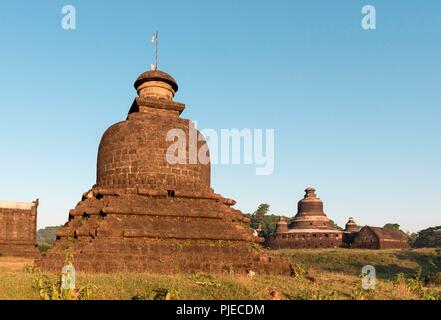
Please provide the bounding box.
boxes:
[37,68,290,274]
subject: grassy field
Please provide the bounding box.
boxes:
[0,248,440,300]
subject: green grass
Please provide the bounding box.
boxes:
[275,248,441,279]
[0,248,440,300]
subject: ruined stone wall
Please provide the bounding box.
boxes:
[351,227,409,250]
[38,189,291,274]
[266,232,344,249]
[378,239,409,249]
[348,227,379,249]
[342,232,357,247]
[0,201,38,257]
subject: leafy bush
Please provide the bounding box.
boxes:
[413,226,441,248]
[32,273,95,300]
[394,271,441,300]
[22,264,39,273]
[290,264,307,278]
[31,252,95,300]
[37,242,52,253]
[426,273,441,286]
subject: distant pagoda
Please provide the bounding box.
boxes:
[290,187,337,230]
[266,188,344,249]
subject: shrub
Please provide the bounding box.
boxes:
[37,242,52,253]
[426,272,441,286]
[290,264,308,278]
[32,273,96,300]
[22,264,39,273]
[394,271,441,300]
[31,252,95,300]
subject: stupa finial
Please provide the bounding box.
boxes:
[305,187,317,198]
[150,31,159,70]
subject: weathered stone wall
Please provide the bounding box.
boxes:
[0,201,39,257]
[38,189,290,274]
[351,227,409,250]
[342,232,357,247]
[266,231,344,249]
[378,239,409,249]
[351,228,380,249]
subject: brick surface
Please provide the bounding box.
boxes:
[0,200,39,257]
[37,70,291,275]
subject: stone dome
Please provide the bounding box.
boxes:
[96,70,211,193]
[135,70,178,91]
[134,70,178,100]
[345,217,359,233]
[290,187,334,229]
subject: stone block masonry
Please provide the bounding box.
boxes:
[37,68,291,275]
[0,200,39,257]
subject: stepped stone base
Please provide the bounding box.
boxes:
[37,188,291,275]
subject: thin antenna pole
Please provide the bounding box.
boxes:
[155,31,159,70]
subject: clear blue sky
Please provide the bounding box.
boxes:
[0,1,440,232]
